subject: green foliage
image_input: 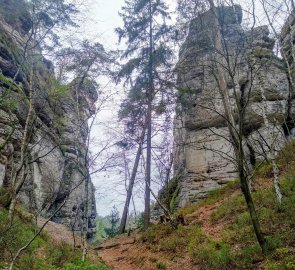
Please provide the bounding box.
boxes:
[232,244,263,269]
[0,72,21,115]
[157,225,191,252]
[58,40,112,84]
[104,205,120,238]
[0,72,21,92]
[135,212,145,231]
[256,162,273,178]
[48,77,70,102]
[141,223,173,244]
[0,207,110,270]
[157,176,181,212]
[94,217,108,243]
[156,262,167,269]
[176,180,240,219]
[251,48,273,58]
[191,240,232,270]
[0,208,44,263]
[278,141,295,170]
[210,194,246,222]
[116,0,174,134]
[138,145,295,269]
[0,186,11,206]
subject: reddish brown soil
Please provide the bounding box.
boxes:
[96,233,194,270]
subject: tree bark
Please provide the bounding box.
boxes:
[144,0,154,231]
[82,173,90,262]
[7,66,35,221]
[206,0,267,253]
[119,127,146,234]
[258,79,282,206]
[238,159,266,253]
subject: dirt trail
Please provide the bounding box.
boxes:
[96,233,193,270]
[192,202,224,239]
[96,195,232,270]
[37,189,240,270]
[187,189,240,239]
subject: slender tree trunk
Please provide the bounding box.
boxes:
[119,127,146,234]
[7,66,35,221]
[82,173,90,262]
[146,181,176,228]
[238,161,267,253]
[144,0,154,231]
[144,103,152,230]
[258,80,282,205]
[206,1,267,253]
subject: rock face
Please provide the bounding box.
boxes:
[174,6,295,207]
[0,5,96,237]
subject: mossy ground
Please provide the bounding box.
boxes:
[139,141,295,270]
[0,207,109,270]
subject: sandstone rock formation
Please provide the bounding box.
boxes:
[0,5,96,237]
[174,5,295,207]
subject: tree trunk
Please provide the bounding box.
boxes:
[206,0,267,253]
[258,80,282,206]
[144,0,154,231]
[82,173,90,262]
[7,67,34,220]
[144,102,152,230]
[119,127,146,234]
[239,164,267,253]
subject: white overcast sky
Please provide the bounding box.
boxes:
[77,0,177,217]
[86,0,127,216]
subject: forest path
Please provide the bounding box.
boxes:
[95,193,233,270]
[37,185,243,269]
[95,232,193,270]
[186,189,240,239]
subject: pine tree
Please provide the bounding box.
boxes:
[105,206,120,238]
[116,0,173,230]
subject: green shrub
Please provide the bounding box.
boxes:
[278,141,295,169]
[256,162,273,178]
[232,244,263,269]
[210,195,246,223]
[158,225,201,252]
[46,242,77,267]
[156,262,167,269]
[265,261,282,270]
[191,240,232,270]
[141,223,174,244]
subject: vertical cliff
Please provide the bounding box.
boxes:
[174,6,295,207]
[0,3,97,237]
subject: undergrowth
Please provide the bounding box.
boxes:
[140,141,295,269]
[0,207,109,270]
